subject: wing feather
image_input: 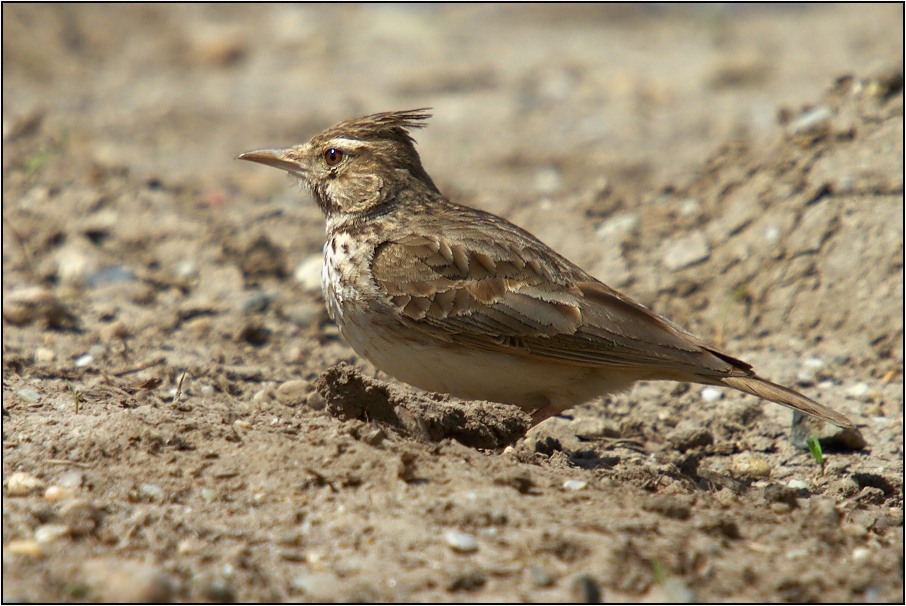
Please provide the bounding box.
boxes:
[370,234,737,379]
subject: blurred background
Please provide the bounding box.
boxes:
[4,4,902,197]
[2,6,903,602]
[5,3,902,295]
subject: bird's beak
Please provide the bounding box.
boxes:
[237,148,306,177]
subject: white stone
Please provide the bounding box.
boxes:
[444,530,478,553]
[6,472,45,496]
[35,524,70,543]
[662,232,710,270]
[701,387,723,403]
[845,382,871,400]
[563,480,588,491]
[293,254,323,293]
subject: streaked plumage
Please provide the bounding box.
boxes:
[239,109,854,431]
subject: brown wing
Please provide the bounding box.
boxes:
[370,229,856,429]
[370,232,740,378]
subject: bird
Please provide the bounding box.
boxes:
[238,109,854,431]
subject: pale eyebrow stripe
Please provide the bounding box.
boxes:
[325,138,370,151]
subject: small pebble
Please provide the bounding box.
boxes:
[446,568,487,592]
[294,254,323,293]
[242,292,271,313]
[59,499,102,535]
[74,354,94,368]
[16,389,40,403]
[201,385,215,397]
[571,417,621,438]
[34,523,70,543]
[252,386,275,403]
[796,357,825,385]
[57,472,85,489]
[533,166,562,193]
[764,224,781,243]
[140,484,165,502]
[771,502,793,515]
[787,479,809,491]
[177,538,204,554]
[595,213,640,240]
[284,300,323,327]
[361,427,386,447]
[852,547,872,562]
[785,547,810,559]
[807,498,841,527]
[175,259,198,280]
[6,471,45,496]
[563,480,588,491]
[732,455,772,479]
[198,574,236,602]
[667,422,713,452]
[648,577,697,603]
[845,382,872,401]
[788,105,833,135]
[843,523,868,539]
[644,494,693,520]
[529,564,555,587]
[201,488,219,503]
[700,387,723,403]
[291,571,337,600]
[83,560,173,603]
[100,320,129,343]
[86,266,137,288]
[6,540,44,558]
[34,347,56,362]
[306,391,327,411]
[571,573,601,603]
[678,199,701,218]
[276,379,310,407]
[45,485,76,502]
[2,285,67,326]
[444,530,479,553]
[662,231,710,271]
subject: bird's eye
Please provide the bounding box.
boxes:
[324,148,343,166]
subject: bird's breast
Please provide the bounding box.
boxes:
[322,231,380,322]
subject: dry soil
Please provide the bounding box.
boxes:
[2,5,903,602]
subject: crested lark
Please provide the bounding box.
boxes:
[239,109,854,431]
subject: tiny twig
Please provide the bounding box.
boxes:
[173,369,188,404]
[111,357,165,377]
[47,459,92,468]
[64,380,83,414]
[1,216,38,280]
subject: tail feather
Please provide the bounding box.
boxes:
[721,375,855,430]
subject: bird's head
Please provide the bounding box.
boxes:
[238,109,438,218]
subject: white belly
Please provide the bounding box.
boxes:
[335,301,635,412]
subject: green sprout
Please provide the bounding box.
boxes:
[23,127,69,174]
[65,380,83,414]
[806,436,825,474]
[651,559,666,585]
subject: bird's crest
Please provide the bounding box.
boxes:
[314,109,432,146]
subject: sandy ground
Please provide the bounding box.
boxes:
[2,4,903,602]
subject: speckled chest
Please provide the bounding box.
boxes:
[321,231,378,322]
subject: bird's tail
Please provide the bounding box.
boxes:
[721,375,855,430]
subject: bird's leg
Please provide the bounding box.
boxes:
[529,398,570,428]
